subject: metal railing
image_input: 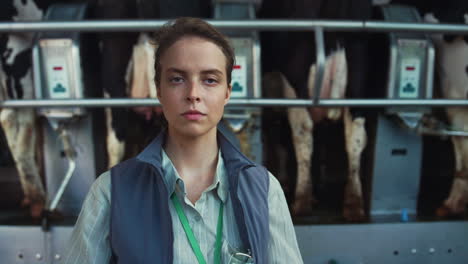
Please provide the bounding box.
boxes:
[3,98,468,108]
[1,20,468,33]
[1,19,468,109]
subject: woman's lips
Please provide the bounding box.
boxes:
[182,110,205,121]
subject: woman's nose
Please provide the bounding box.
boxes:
[186,81,201,103]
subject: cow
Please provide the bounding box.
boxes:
[417,0,468,216]
[433,31,468,216]
[103,32,163,168]
[0,0,49,218]
[97,0,211,168]
[258,0,372,221]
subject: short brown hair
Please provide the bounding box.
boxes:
[153,17,235,87]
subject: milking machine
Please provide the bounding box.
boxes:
[32,3,102,222]
[214,0,263,163]
[0,3,101,263]
[368,4,435,221]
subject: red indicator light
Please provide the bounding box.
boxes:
[233,65,241,69]
[406,66,415,71]
[53,66,63,71]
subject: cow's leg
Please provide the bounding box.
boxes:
[438,136,468,215]
[437,108,468,216]
[105,103,125,168]
[0,64,6,101]
[343,108,366,221]
[276,142,291,194]
[128,34,155,121]
[0,108,45,218]
[262,73,292,192]
[100,35,134,168]
[280,73,315,215]
[326,49,347,121]
[98,0,138,168]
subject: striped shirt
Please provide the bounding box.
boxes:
[62,149,303,264]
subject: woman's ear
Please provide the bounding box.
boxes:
[224,84,232,105]
[157,87,161,100]
[156,83,162,100]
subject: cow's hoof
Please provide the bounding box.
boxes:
[436,205,451,217]
[21,197,45,219]
[343,195,366,221]
[21,197,31,208]
[436,183,468,218]
[30,201,45,219]
[436,204,466,218]
[343,205,365,222]
[292,196,317,216]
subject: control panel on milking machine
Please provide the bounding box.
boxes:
[33,5,90,119]
[214,0,263,164]
[32,3,102,221]
[382,5,435,127]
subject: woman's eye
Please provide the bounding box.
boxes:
[170,77,184,83]
[205,78,218,85]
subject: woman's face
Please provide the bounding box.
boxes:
[157,36,231,138]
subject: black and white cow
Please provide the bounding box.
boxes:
[258,0,372,220]
[0,0,51,218]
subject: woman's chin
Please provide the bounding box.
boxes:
[170,123,217,139]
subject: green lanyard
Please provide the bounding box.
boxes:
[171,192,224,264]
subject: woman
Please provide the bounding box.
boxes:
[63,17,303,264]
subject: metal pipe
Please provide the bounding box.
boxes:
[1,20,468,33]
[213,0,262,5]
[3,98,468,108]
[313,27,325,104]
[418,126,468,137]
[49,160,75,211]
[364,21,468,34]
[48,121,77,211]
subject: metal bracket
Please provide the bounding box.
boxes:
[397,113,468,137]
[417,118,468,137]
[46,119,77,212]
[396,112,424,130]
[418,126,468,137]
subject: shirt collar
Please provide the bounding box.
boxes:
[161,148,228,204]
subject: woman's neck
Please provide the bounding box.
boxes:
[165,128,218,168]
[164,127,219,203]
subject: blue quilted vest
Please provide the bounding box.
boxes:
[109,129,270,263]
